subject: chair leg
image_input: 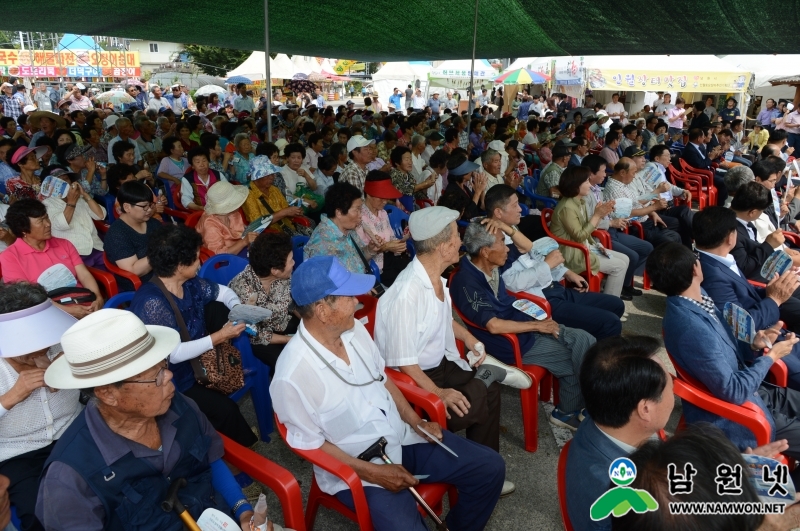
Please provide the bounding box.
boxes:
[643,271,651,291]
[553,377,560,408]
[249,373,273,443]
[520,380,540,453]
[539,372,552,402]
[306,480,323,531]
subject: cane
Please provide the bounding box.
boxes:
[358,437,449,531]
[161,477,202,531]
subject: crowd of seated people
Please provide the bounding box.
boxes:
[3,84,800,531]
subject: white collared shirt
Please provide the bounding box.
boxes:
[698,250,740,277]
[375,257,471,371]
[270,320,425,495]
[43,195,106,255]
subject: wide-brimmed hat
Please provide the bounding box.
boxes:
[250,156,282,181]
[10,145,47,165]
[45,309,180,389]
[0,299,77,358]
[204,180,250,215]
[28,110,66,129]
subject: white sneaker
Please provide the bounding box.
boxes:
[501,480,516,497]
[481,355,533,389]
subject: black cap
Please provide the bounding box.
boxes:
[552,145,572,159]
[623,146,646,157]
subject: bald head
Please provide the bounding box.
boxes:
[612,157,636,183]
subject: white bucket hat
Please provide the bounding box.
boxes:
[45,309,180,389]
[0,299,77,358]
[204,180,249,215]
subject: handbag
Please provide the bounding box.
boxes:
[151,278,245,395]
[47,287,97,306]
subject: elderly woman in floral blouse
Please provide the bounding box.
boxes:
[228,231,297,373]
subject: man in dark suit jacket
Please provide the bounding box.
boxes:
[693,206,797,331]
[682,127,726,205]
[730,181,786,282]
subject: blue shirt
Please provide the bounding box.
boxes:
[389,93,402,110]
[130,277,220,392]
[427,98,441,113]
[517,101,531,121]
[449,255,536,364]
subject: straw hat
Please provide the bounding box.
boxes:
[28,110,66,129]
[44,309,180,389]
[204,180,249,215]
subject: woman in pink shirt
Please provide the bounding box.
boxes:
[0,198,103,318]
[196,180,256,256]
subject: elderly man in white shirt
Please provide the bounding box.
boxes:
[271,255,504,531]
[605,93,626,122]
[374,207,532,499]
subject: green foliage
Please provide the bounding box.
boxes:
[182,44,250,77]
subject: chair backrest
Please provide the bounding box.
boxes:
[291,235,310,270]
[199,254,249,285]
[384,204,409,235]
[103,252,143,291]
[541,208,555,236]
[519,203,530,217]
[102,193,117,223]
[199,247,215,263]
[557,439,575,531]
[355,294,378,337]
[186,210,204,229]
[87,266,118,299]
[104,291,135,309]
[171,184,185,211]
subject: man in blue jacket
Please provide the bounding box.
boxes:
[693,205,799,335]
[649,242,800,456]
[450,220,595,430]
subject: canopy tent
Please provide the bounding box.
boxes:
[428,59,496,90]
[505,57,539,72]
[720,55,800,88]
[226,52,296,80]
[8,1,796,61]
[372,61,431,103]
[56,33,99,51]
[148,72,226,90]
[291,55,321,75]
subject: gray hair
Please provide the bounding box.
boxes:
[233,133,250,148]
[414,222,455,255]
[463,222,496,257]
[410,134,426,149]
[481,148,499,165]
[156,116,169,128]
[0,282,48,314]
[724,166,755,197]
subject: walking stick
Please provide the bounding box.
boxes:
[161,477,202,531]
[358,437,449,531]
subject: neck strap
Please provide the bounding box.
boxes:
[299,328,383,387]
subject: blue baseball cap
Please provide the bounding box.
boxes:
[292,256,375,306]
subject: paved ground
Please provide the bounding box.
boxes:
[237,279,682,530]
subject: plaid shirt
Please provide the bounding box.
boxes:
[458,130,469,149]
[340,161,367,193]
[1,94,22,120]
[603,175,650,222]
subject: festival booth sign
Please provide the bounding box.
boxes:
[428,59,496,91]
[0,50,141,77]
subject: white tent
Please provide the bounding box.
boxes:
[272,54,296,79]
[226,52,296,80]
[372,62,430,105]
[720,55,799,111]
[319,58,337,75]
[291,55,321,75]
[428,59,495,91]
[505,57,539,72]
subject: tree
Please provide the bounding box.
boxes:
[182,45,250,77]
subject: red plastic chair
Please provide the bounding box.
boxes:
[199,247,215,263]
[668,167,707,210]
[557,439,576,531]
[415,198,434,209]
[87,266,118,299]
[275,410,455,531]
[541,208,606,293]
[384,369,448,427]
[591,229,611,249]
[354,294,378,337]
[93,219,110,235]
[163,207,190,222]
[678,159,717,205]
[623,220,651,291]
[219,433,306,531]
[449,270,556,453]
[171,185,188,213]
[185,210,204,229]
[103,253,143,291]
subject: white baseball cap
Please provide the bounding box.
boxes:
[346,135,375,153]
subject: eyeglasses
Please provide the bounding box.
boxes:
[133,202,155,211]
[124,362,169,387]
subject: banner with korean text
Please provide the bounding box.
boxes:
[585,68,750,92]
[0,50,140,77]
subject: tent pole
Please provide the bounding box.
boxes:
[263,0,272,141]
[468,0,480,114]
